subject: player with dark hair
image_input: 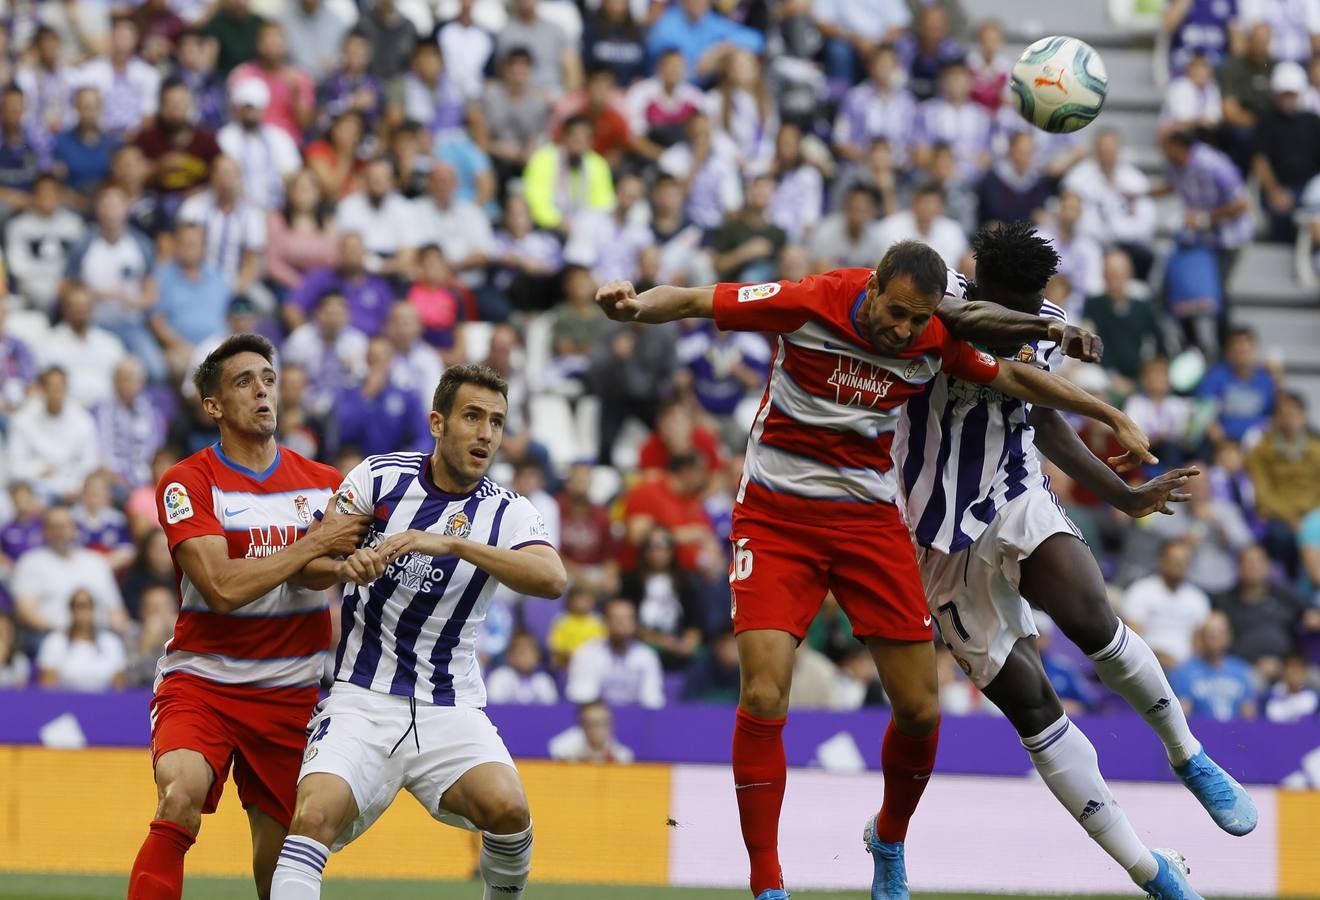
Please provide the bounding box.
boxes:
[595,241,1156,900]
[270,363,566,900]
[896,222,1256,900]
[128,334,368,900]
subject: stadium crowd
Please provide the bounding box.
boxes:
[0,0,1318,738]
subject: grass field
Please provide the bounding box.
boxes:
[0,877,1273,900]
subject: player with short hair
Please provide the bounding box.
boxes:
[128,334,368,900]
[270,363,567,900]
[898,222,1256,899]
[595,240,1155,900]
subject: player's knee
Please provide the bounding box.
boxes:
[482,794,531,834]
[889,698,940,737]
[739,675,790,719]
[155,781,204,828]
[290,800,345,847]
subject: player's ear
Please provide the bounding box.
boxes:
[429,409,444,440]
[200,395,221,422]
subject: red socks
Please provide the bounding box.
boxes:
[875,720,939,843]
[732,707,787,895]
[128,818,195,900]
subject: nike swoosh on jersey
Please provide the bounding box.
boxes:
[224,506,251,517]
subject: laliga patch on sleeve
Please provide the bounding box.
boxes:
[737,282,781,303]
[976,350,996,366]
[163,482,194,523]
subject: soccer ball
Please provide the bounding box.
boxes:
[1010,35,1109,134]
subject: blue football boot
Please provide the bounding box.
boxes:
[863,814,910,900]
[1172,749,1258,836]
[1142,849,1203,900]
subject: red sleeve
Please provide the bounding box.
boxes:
[638,434,666,471]
[712,270,864,334]
[935,319,1001,385]
[157,464,223,552]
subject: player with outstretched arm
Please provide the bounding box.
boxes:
[128,335,368,900]
[895,223,1256,899]
[595,240,1157,900]
[269,364,567,900]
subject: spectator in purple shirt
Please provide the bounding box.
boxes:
[1163,0,1239,77]
[73,470,134,573]
[832,44,918,167]
[675,320,770,421]
[897,5,966,101]
[914,60,992,180]
[317,30,384,131]
[491,193,564,312]
[172,28,228,132]
[92,356,168,491]
[327,336,431,458]
[1154,130,1254,269]
[979,130,1056,226]
[285,231,396,336]
[0,482,47,577]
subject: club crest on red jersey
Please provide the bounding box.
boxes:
[828,356,895,407]
[294,495,312,525]
[444,511,472,538]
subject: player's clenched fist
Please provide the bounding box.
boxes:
[596,279,643,321]
[336,548,388,586]
[316,500,371,554]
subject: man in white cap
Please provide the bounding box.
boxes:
[1253,60,1320,242]
[217,77,302,210]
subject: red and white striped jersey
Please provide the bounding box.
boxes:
[712,268,1001,523]
[155,443,342,691]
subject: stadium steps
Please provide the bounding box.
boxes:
[1224,242,1320,410]
[962,0,1156,49]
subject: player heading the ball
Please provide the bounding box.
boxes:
[596,240,1155,900]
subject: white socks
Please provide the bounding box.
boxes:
[1023,715,1159,886]
[271,835,329,900]
[481,823,533,900]
[1088,622,1201,766]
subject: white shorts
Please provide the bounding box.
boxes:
[918,486,1082,689]
[298,682,517,851]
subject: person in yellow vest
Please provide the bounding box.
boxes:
[521,114,615,234]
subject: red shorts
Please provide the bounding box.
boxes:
[728,502,931,642]
[150,673,320,827]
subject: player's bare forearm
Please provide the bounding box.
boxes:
[596,280,714,324]
[1030,406,1131,507]
[292,556,343,590]
[993,361,1156,468]
[938,299,1103,362]
[178,510,368,613]
[455,541,567,598]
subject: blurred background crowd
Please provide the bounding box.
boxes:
[0,0,1318,747]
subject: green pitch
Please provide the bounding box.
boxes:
[0,876,1277,900]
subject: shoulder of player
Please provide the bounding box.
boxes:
[476,476,524,503]
[1040,300,1068,323]
[363,451,429,475]
[157,450,215,494]
[274,445,347,487]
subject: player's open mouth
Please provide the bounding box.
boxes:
[470,448,489,460]
[255,406,272,416]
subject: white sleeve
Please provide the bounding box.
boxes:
[500,495,552,550]
[485,667,515,702]
[335,458,377,516]
[638,646,665,709]
[564,642,602,703]
[35,633,65,671]
[534,672,559,704]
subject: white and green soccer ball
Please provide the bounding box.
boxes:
[1010,35,1109,134]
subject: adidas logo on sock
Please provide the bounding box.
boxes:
[489,886,522,894]
[1146,698,1171,715]
[1078,800,1105,823]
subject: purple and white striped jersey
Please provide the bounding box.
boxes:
[332,453,551,707]
[894,271,1067,553]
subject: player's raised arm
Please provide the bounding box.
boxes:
[1031,406,1199,517]
[988,359,1158,468]
[936,297,1104,364]
[175,502,369,614]
[595,279,715,324]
